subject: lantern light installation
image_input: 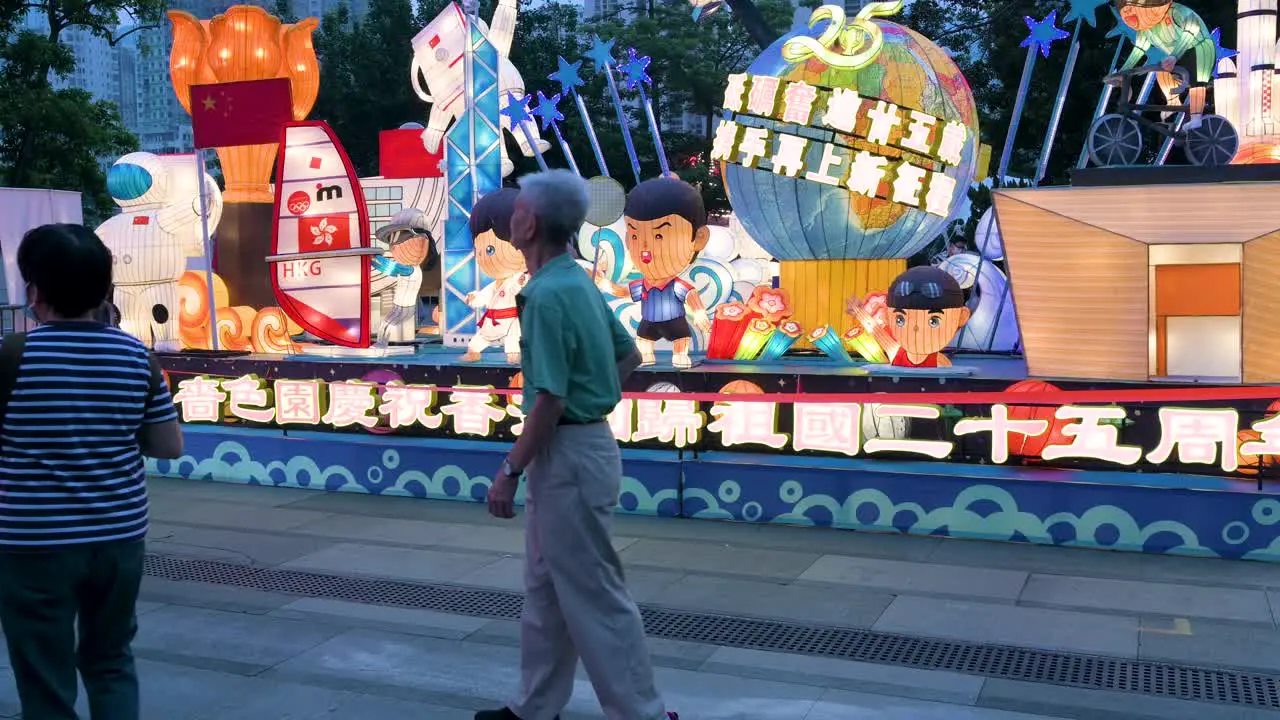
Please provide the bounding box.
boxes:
[586,35,643,184]
[1214,0,1280,163]
[550,56,609,176]
[532,91,579,175]
[619,47,670,177]
[169,6,319,204]
[502,91,549,171]
[1034,0,1109,185]
[169,5,320,311]
[718,1,983,340]
[997,11,1070,182]
[440,0,504,347]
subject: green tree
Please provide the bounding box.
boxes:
[309,0,422,176]
[273,0,299,23]
[572,0,792,212]
[0,0,159,220]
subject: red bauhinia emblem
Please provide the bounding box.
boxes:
[299,215,351,253]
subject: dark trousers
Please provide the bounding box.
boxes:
[0,540,144,720]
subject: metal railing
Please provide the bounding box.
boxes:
[0,305,33,336]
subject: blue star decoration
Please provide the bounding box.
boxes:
[1020,11,1071,59]
[585,35,616,72]
[1105,6,1134,41]
[619,48,652,91]
[1212,28,1237,75]
[532,91,564,131]
[501,91,534,129]
[549,56,584,94]
[1063,0,1108,29]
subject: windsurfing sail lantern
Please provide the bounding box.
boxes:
[269,121,381,348]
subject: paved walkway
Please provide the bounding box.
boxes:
[3,478,1280,719]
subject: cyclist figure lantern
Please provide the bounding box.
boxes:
[1087,0,1240,167]
[714,1,982,342]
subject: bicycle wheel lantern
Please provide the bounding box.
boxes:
[1088,113,1144,167]
[1184,116,1241,167]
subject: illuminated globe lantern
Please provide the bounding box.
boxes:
[716,2,982,338]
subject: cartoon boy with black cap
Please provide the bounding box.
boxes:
[600,177,711,368]
[885,265,970,368]
[1115,0,1216,130]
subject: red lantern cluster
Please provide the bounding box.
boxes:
[1003,380,1071,460]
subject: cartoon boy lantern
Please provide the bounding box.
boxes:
[885,266,970,368]
[465,188,528,363]
[1115,0,1216,130]
[601,177,711,368]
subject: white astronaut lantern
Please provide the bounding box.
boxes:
[98,152,223,351]
[410,0,549,177]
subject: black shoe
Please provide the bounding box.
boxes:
[473,710,559,720]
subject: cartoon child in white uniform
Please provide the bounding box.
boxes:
[370,208,435,347]
[464,188,528,363]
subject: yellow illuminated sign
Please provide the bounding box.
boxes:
[714,73,971,219]
[172,375,1275,473]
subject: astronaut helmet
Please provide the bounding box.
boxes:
[107,152,172,209]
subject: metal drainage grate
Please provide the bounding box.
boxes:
[145,554,1280,710]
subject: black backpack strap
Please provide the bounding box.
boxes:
[0,332,27,426]
[146,352,167,398]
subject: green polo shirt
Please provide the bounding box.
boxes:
[518,252,636,421]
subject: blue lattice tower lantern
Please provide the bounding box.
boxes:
[442,4,503,346]
[716,2,983,338]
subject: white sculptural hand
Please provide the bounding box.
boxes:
[489,0,518,57]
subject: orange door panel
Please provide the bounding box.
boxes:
[1155,263,1241,317]
[1154,263,1241,376]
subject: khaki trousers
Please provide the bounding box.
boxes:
[510,423,666,720]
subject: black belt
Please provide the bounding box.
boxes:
[558,417,604,426]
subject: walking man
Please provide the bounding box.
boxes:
[0,224,184,719]
[479,171,676,720]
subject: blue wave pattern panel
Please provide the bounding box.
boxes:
[681,458,1280,562]
[146,427,681,518]
[147,427,1280,562]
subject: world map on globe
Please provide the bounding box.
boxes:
[722,14,981,262]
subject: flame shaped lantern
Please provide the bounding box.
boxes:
[169,6,320,203]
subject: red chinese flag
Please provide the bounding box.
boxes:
[378,129,443,179]
[191,79,293,150]
[299,215,352,253]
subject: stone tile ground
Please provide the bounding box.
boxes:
[1,478,1275,719]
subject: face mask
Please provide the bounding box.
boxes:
[22,284,39,326]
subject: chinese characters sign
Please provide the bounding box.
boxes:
[171,375,1277,475]
[713,73,970,219]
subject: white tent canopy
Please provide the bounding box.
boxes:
[0,188,82,305]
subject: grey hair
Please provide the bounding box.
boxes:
[517,169,589,243]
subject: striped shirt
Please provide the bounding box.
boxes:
[0,322,177,547]
[629,278,693,323]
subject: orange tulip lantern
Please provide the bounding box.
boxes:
[169,5,319,310]
[169,6,319,204]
